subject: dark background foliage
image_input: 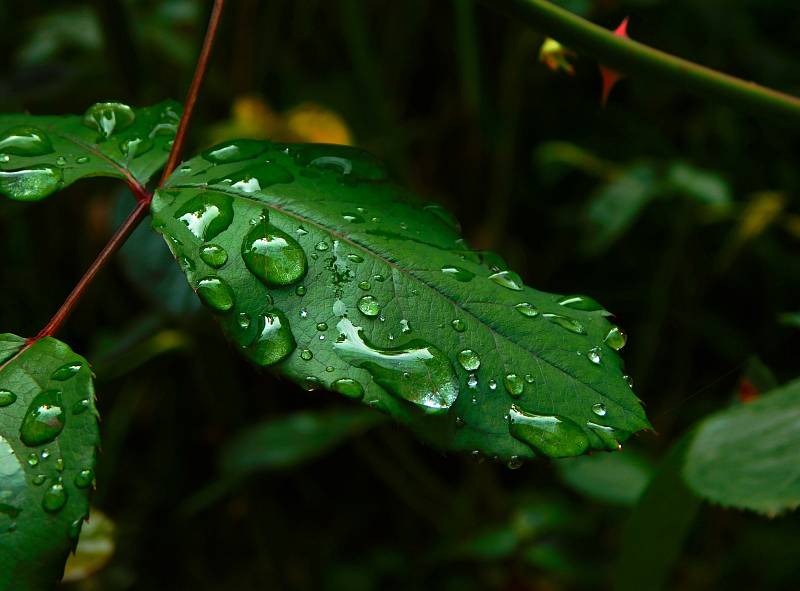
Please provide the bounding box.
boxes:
[1,0,799,588]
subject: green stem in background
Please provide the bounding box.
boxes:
[485,0,800,124]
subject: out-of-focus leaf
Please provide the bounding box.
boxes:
[220,409,387,474]
[665,162,732,210]
[0,336,99,589]
[62,508,115,583]
[779,312,800,328]
[154,141,650,462]
[684,378,800,516]
[15,6,102,66]
[614,434,701,591]
[582,163,659,254]
[0,101,180,201]
[534,141,620,183]
[556,450,653,506]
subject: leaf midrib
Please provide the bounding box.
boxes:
[164,183,646,428]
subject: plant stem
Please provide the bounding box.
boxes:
[485,0,800,124]
[34,199,151,340]
[159,0,226,184]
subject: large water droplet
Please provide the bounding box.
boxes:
[332,378,365,400]
[82,102,135,139]
[74,468,94,489]
[587,346,602,365]
[557,295,604,312]
[242,220,308,286]
[41,481,67,513]
[0,436,25,519]
[291,144,387,180]
[0,166,63,201]
[508,405,589,458]
[199,244,228,268]
[175,194,234,241]
[0,390,17,407]
[202,139,267,163]
[0,126,53,156]
[543,313,586,335]
[591,403,607,417]
[19,390,65,447]
[119,136,153,158]
[196,277,235,312]
[489,270,524,291]
[211,161,294,192]
[441,266,475,282]
[457,349,480,371]
[50,362,82,381]
[300,348,313,361]
[503,374,524,398]
[357,295,381,317]
[604,326,627,350]
[243,311,296,366]
[333,318,459,413]
[514,302,538,317]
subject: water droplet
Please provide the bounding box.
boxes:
[243,311,296,366]
[196,277,235,312]
[357,295,381,317]
[357,281,371,291]
[604,326,627,350]
[316,322,328,331]
[514,302,538,317]
[0,165,63,201]
[451,319,466,332]
[202,139,267,163]
[199,244,228,268]
[441,266,475,282]
[120,136,153,158]
[0,389,17,407]
[587,346,602,365]
[457,349,480,371]
[332,378,365,400]
[347,254,364,263]
[507,456,524,470]
[42,481,67,513]
[557,295,604,312]
[0,154,8,163]
[76,156,89,164]
[488,379,497,390]
[242,220,308,287]
[20,390,65,447]
[40,449,50,460]
[325,366,335,372]
[508,405,589,458]
[32,474,46,486]
[175,194,234,241]
[503,374,524,397]
[54,457,64,472]
[0,436,24,519]
[543,313,586,334]
[27,453,38,467]
[586,421,622,450]
[72,399,90,415]
[315,240,329,252]
[68,517,84,543]
[300,348,313,361]
[489,270,524,291]
[467,374,478,388]
[295,285,306,296]
[333,318,459,413]
[237,312,251,329]
[623,375,634,388]
[296,226,309,236]
[342,212,365,223]
[400,319,411,334]
[55,156,66,166]
[455,416,466,428]
[524,374,534,383]
[50,362,82,381]
[303,376,322,391]
[299,308,308,318]
[591,403,607,417]
[82,102,135,139]
[0,126,53,156]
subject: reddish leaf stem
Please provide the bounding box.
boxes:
[34,199,151,340]
[159,0,226,185]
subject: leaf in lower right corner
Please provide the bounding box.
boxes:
[0,334,99,589]
[684,378,800,515]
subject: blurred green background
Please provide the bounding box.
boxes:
[1,0,799,589]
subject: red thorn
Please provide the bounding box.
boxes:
[599,17,630,106]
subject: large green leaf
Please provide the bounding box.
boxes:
[0,335,99,589]
[0,101,180,201]
[151,140,650,461]
[684,379,800,516]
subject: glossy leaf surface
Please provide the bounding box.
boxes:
[0,335,99,588]
[152,141,650,461]
[684,379,800,515]
[0,101,180,201]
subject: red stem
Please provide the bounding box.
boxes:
[34,200,151,340]
[159,0,226,185]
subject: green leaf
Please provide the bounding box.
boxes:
[0,335,99,589]
[220,408,386,473]
[0,101,180,201]
[556,450,653,506]
[684,378,800,516]
[614,434,701,591]
[152,140,650,461]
